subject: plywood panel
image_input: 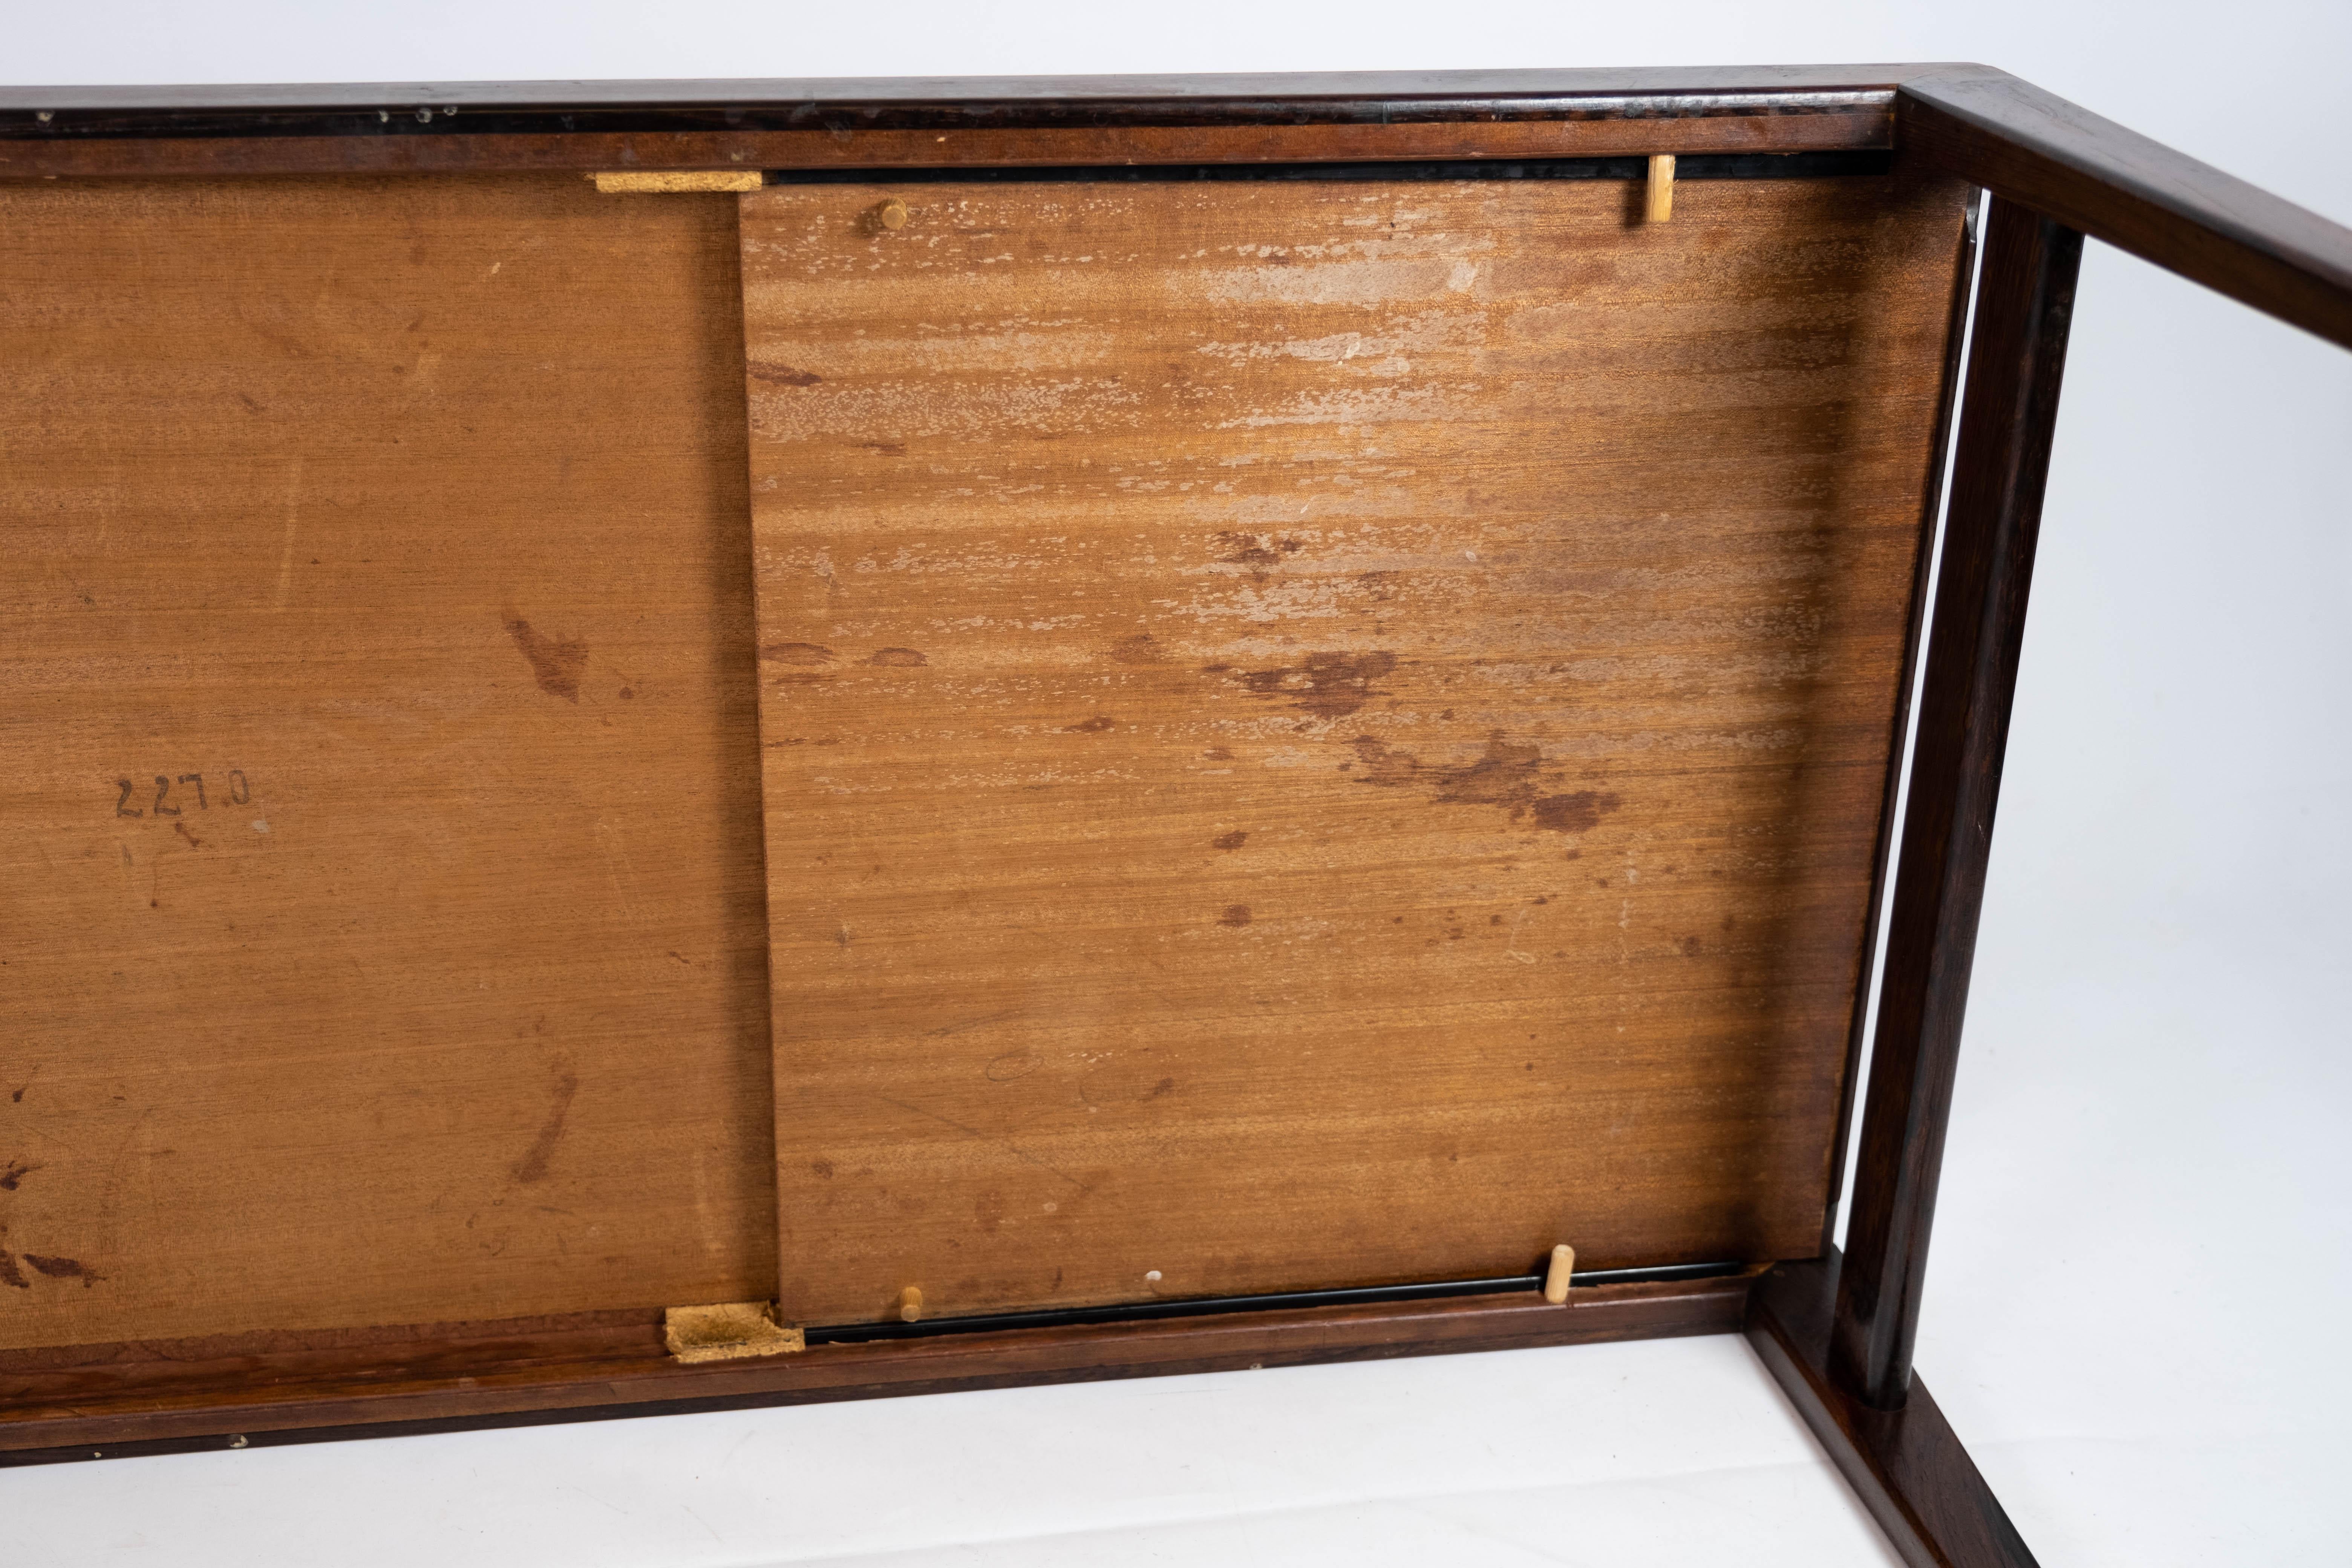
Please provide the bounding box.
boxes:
[741,173,1969,1326]
[0,175,775,1348]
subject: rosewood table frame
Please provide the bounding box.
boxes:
[5,63,2350,1568]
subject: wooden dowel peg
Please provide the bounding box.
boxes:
[1646,155,1675,222]
[1543,1243,1576,1304]
[590,170,763,194]
[899,1285,923,1323]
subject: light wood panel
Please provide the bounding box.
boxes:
[0,175,774,1348]
[740,172,1971,1326]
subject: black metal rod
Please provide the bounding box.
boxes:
[760,152,1891,185]
[808,1259,1747,1345]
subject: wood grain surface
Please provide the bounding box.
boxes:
[0,175,774,1349]
[740,172,1971,1326]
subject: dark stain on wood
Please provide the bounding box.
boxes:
[23,1255,102,1288]
[1351,733,1621,834]
[1218,905,1252,927]
[1218,532,1305,569]
[501,615,588,702]
[1211,831,1249,851]
[1531,791,1622,833]
[868,648,928,666]
[748,363,824,387]
[1109,634,1167,665]
[1062,715,1118,733]
[1236,651,1398,719]
[760,642,836,665]
[511,1063,580,1185]
[0,1160,37,1191]
[0,1249,27,1290]
[1426,735,1547,808]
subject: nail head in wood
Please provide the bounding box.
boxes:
[1543,1243,1576,1304]
[899,1285,924,1323]
[873,197,911,232]
[1646,155,1675,222]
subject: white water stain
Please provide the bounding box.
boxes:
[1212,384,1474,431]
[1197,255,1470,308]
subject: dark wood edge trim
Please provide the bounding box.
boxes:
[1833,201,2081,1410]
[0,106,1889,179]
[1897,66,2352,350]
[1819,184,1984,1253]
[0,1274,1751,1464]
[1749,1256,2037,1568]
[10,61,2349,357]
[0,66,1947,117]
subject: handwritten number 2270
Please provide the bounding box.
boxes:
[115,770,250,818]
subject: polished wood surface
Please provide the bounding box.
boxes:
[0,65,1943,112]
[1835,201,2083,1410]
[741,172,1971,1326]
[1815,188,1980,1254]
[0,174,775,1349]
[1899,67,2352,350]
[1752,1256,2038,1567]
[0,1272,1750,1462]
[0,67,1939,179]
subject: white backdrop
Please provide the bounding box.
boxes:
[6,4,2348,1563]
